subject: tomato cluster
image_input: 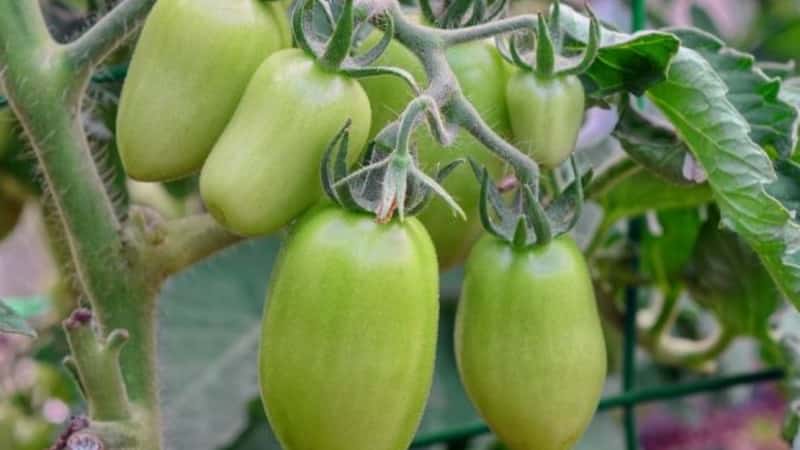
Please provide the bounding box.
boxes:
[117,2,601,450]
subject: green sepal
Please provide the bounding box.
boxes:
[320,119,361,211]
[343,65,421,96]
[406,159,465,215]
[292,0,322,59]
[545,156,591,236]
[351,13,395,66]
[477,167,507,239]
[512,215,529,247]
[556,5,600,76]
[522,184,552,246]
[320,0,355,70]
[535,13,555,77]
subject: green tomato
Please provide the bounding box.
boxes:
[416,41,510,270]
[259,205,438,450]
[117,0,290,181]
[506,72,585,168]
[456,235,606,450]
[200,49,371,236]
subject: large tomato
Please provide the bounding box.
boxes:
[200,49,371,236]
[506,71,585,168]
[360,39,509,269]
[455,235,606,450]
[259,205,438,450]
[117,0,290,181]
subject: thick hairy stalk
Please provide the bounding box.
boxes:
[0,1,160,448]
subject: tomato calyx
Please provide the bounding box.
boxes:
[497,0,599,79]
[473,155,590,248]
[321,96,466,223]
[292,0,421,94]
[419,0,508,29]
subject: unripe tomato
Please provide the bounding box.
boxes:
[416,41,509,270]
[259,206,438,450]
[455,235,606,450]
[200,49,371,236]
[117,0,290,181]
[506,72,585,168]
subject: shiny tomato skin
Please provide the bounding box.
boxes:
[456,235,606,450]
[506,72,585,168]
[117,0,290,181]
[199,49,371,236]
[259,206,438,450]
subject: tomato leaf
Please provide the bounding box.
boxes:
[767,159,800,222]
[558,6,679,98]
[685,216,782,338]
[597,169,712,226]
[560,4,800,307]
[613,100,694,184]
[642,209,703,288]
[0,298,37,338]
[647,47,800,306]
[158,238,283,450]
[668,28,799,158]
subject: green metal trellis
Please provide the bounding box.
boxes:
[0,1,790,449]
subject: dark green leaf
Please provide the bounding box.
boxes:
[558,5,680,98]
[767,159,800,222]
[685,216,782,338]
[158,238,282,450]
[642,209,703,287]
[668,28,799,158]
[647,46,800,306]
[613,100,693,184]
[598,169,712,226]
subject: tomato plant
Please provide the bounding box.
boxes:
[1,0,799,450]
[259,205,438,450]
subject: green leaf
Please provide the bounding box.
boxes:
[647,47,800,306]
[780,77,800,108]
[685,215,782,338]
[668,27,799,158]
[558,6,680,98]
[767,159,800,222]
[158,237,282,450]
[613,100,694,184]
[642,208,703,288]
[598,169,712,226]
[0,298,36,337]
